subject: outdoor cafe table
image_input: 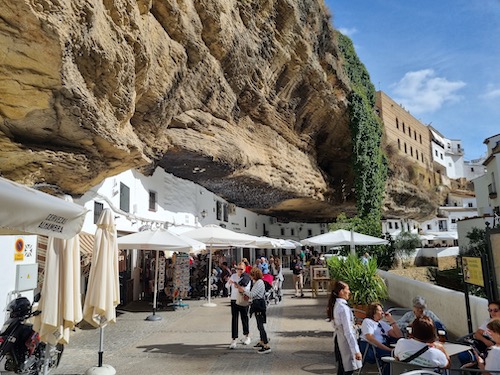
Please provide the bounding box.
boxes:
[443,342,471,356]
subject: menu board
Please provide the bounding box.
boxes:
[462,257,484,287]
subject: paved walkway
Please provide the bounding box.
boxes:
[52,271,380,375]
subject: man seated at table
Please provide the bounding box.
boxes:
[394,316,450,368]
[397,296,447,336]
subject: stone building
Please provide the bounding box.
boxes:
[376,91,434,189]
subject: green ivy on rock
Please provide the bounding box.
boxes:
[336,31,387,223]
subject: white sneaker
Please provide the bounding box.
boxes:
[229,341,237,349]
[243,336,251,345]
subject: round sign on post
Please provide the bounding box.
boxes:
[14,238,24,261]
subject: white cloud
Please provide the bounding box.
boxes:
[391,69,466,114]
[481,85,500,100]
[338,27,357,37]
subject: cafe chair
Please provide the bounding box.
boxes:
[357,340,384,375]
[381,357,448,375]
[385,307,411,321]
[400,371,441,375]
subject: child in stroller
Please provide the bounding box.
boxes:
[262,273,278,305]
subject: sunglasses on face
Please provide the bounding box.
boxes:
[237,268,244,271]
[488,308,500,313]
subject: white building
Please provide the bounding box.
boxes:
[382,219,419,238]
[463,158,487,181]
[430,127,468,184]
[72,167,326,304]
[473,133,500,218]
[76,167,323,241]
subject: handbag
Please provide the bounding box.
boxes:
[236,292,249,307]
[251,298,267,313]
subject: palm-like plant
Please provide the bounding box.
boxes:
[327,254,388,306]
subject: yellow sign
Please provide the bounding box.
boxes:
[462,257,484,287]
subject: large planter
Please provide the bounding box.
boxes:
[352,304,368,320]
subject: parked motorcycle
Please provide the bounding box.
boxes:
[0,294,64,374]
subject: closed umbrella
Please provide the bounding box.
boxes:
[183,225,256,307]
[34,233,82,346]
[117,228,205,320]
[83,208,119,374]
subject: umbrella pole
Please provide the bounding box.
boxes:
[84,322,116,375]
[98,325,104,367]
[146,251,162,321]
[350,230,356,255]
[202,245,216,307]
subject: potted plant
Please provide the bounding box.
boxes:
[327,254,388,317]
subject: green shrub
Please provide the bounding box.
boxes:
[327,254,388,305]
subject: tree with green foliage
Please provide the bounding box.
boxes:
[394,231,421,266]
[463,227,487,257]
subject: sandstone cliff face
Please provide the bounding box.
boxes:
[0,0,357,222]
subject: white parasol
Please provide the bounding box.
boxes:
[0,176,88,239]
[301,229,388,254]
[183,225,256,307]
[117,228,205,320]
[83,209,119,374]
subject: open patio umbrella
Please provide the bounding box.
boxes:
[0,176,88,239]
[183,225,256,307]
[286,239,303,249]
[83,208,119,374]
[431,231,458,240]
[301,229,388,255]
[117,228,205,320]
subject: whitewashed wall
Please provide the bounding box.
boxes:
[0,235,38,326]
[379,270,489,337]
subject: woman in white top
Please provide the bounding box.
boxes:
[474,300,500,352]
[327,281,362,375]
[477,318,500,374]
[394,316,449,368]
[360,303,403,375]
[226,262,251,349]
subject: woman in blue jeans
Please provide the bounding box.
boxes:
[238,267,270,354]
[360,303,403,375]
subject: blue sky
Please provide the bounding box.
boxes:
[325,0,500,160]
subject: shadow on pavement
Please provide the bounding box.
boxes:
[275,330,332,338]
[135,342,253,356]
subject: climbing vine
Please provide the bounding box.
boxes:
[336,31,387,227]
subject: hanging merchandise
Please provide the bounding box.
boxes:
[157,254,166,291]
[174,253,190,298]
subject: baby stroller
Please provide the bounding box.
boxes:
[262,273,277,305]
[272,276,282,303]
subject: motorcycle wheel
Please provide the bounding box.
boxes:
[54,343,64,367]
[31,342,64,374]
